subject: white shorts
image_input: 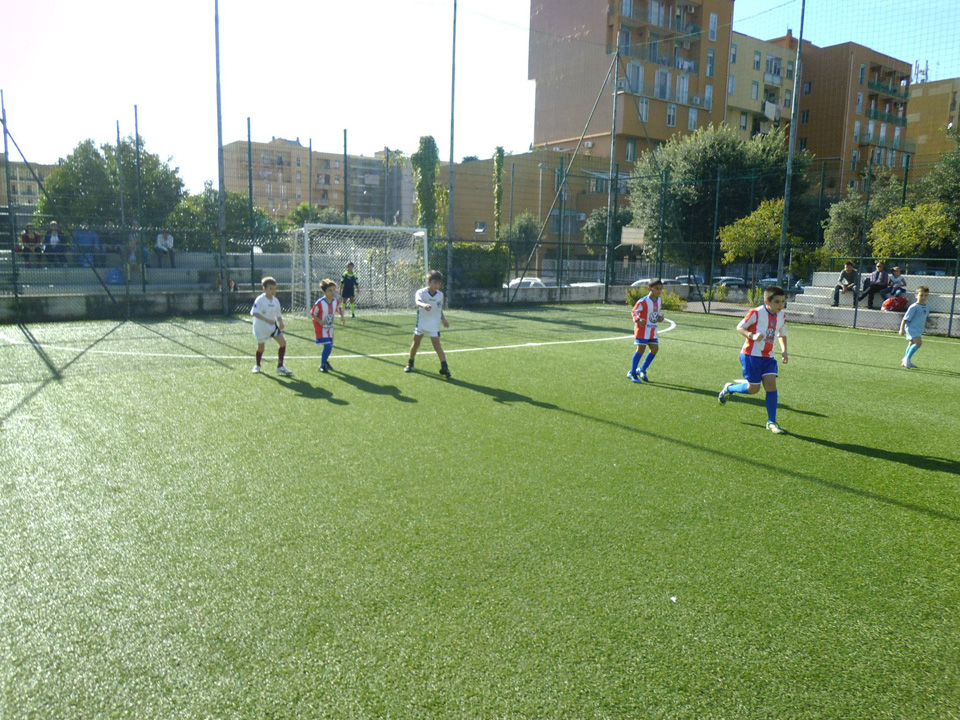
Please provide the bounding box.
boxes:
[414,326,441,338]
[253,319,282,343]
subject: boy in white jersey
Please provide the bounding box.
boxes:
[718,285,788,434]
[250,276,292,375]
[404,270,451,377]
[311,278,344,373]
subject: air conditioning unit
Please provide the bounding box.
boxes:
[576,213,588,221]
[616,77,630,91]
[584,140,595,148]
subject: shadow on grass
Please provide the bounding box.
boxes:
[420,372,559,409]
[1,321,125,427]
[167,317,253,354]
[261,373,349,405]
[788,431,960,476]
[133,320,236,371]
[331,369,416,403]
[651,381,828,418]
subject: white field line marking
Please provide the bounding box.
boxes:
[0,320,676,361]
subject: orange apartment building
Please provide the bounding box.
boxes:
[904,76,960,172]
[530,0,734,166]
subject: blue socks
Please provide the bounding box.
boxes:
[729,382,750,394]
[765,390,778,424]
[631,351,643,374]
[905,343,919,361]
[640,352,656,373]
[321,343,332,364]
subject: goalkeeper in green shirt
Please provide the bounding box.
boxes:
[341,262,359,318]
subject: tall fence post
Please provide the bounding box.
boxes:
[949,234,960,338]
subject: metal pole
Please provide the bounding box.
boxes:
[134,105,146,293]
[343,129,348,224]
[901,153,910,206]
[708,167,721,313]
[447,0,457,240]
[1,91,20,303]
[308,138,313,221]
[853,157,874,329]
[948,233,960,337]
[777,0,806,284]
[604,51,619,303]
[247,118,255,289]
[817,160,827,244]
[509,161,515,229]
[117,121,130,317]
[557,157,565,292]
[215,0,228,315]
[538,163,546,224]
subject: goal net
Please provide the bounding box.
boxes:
[291,224,429,313]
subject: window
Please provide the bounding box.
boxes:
[786,60,794,79]
[740,111,748,131]
[334,160,341,169]
[296,171,302,181]
[296,191,302,200]
[474,221,487,235]
[798,138,807,151]
[728,75,735,94]
[677,74,689,104]
[753,51,761,70]
[751,81,759,100]
[859,63,866,85]
[854,120,861,142]
[704,84,713,110]
[666,103,677,127]
[709,13,718,41]
[323,159,331,169]
[266,182,273,196]
[621,0,633,17]
[730,43,737,64]
[784,89,792,109]
[296,156,302,167]
[766,55,782,77]
[856,92,863,115]
[617,28,631,55]
[688,107,698,130]
[626,137,637,162]
[277,154,284,166]
[648,0,666,26]
[850,150,858,170]
[626,62,643,93]
[802,81,811,95]
[706,50,715,77]
[800,110,809,124]
[888,150,897,168]
[335,175,340,184]
[655,69,671,99]
[321,190,328,201]
[638,97,649,122]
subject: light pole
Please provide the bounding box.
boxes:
[538,162,547,224]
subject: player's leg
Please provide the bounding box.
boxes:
[254,341,266,373]
[629,340,645,381]
[319,338,333,371]
[639,340,658,381]
[719,354,756,403]
[903,336,922,368]
[274,331,292,374]
[761,372,779,426]
[430,336,450,377]
[406,333,423,371]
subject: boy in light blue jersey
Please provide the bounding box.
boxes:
[899,286,930,369]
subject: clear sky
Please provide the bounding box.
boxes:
[2,1,957,194]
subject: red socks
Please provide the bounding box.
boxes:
[278,346,286,366]
[256,350,263,366]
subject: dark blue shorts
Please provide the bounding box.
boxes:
[740,354,778,385]
[634,337,659,346]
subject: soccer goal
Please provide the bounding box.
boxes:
[291,224,429,313]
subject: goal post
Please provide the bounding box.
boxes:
[291,224,429,313]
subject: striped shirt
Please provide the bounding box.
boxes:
[311,296,341,340]
[632,295,663,341]
[738,304,786,357]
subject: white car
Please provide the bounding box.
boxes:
[504,277,547,289]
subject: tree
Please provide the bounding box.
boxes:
[165,182,275,250]
[502,212,540,273]
[37,136,184,228]
[411,136,440,238]
[719,198,800,281]
[581,206,634,257]
[869,202,951,258]
[914,125,960,231]
[628,125,812,274]
[284,204,370,228]
[821,169,903,258]
[493,146,505,244]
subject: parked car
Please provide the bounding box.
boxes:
[675,274,705,286]
[758,275,807,292]
[631,277,680,288]
[503,277,570,289]
[713,276,747,288]
[569,281,604,288]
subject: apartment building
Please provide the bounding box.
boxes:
[529,0,734,164]
[727,31,792,141]
[904,76,960,171]
[222,137,412,225]
[0,154,58,225]
[767,32,912,193]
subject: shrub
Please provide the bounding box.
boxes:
[625,286,645,305]
[627,285,687,311]
[747,286,764,306]
[703,284,728,302]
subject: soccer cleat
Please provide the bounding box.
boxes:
[766,421,785,434]
[404,363,414,373]
[277,365,293,376]
[318,363,328,373]
[904,360,917,369]
[439,366,451,378]
[252,365,261,374]
[718,382,732,404]
[322,361,334,372]
[639,371,649,383]
[627,371,642,383]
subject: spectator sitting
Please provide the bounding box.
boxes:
[43,221,66,266]
[227,278,238,292]
[831,261,858,306]
[858,261,891,310]
[72,225,101,268]
[155,230,175,268]
[888,266,907,297]
[19,223,43,268]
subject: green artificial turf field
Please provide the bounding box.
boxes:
[2,306,959,718]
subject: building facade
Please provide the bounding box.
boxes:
[905,76,960,171]
[530,0,734,164]
[0,154,58,226]
[727,31,792,141]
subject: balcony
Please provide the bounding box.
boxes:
[763,71,783,87]
[868,79,909,101]
[858,132,916,153]
[866,107,907,127]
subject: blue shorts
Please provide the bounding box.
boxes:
[740,354,778,385]
[315,337,333,345]
[634,337,658,345]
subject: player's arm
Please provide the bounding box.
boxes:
[276,313,284,330]
[737,320,763,342]
[778,327,788,363]
[441,310,449,328]
[899,307,913,335]
[252,311,274,325]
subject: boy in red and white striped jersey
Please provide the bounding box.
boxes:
[718,285,789,434]
[311,278,344,373]
[628,279,664,383]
